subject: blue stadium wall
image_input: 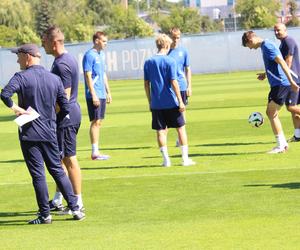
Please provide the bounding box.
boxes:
[1,28,300,87]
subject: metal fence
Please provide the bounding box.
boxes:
[1,28,300,87]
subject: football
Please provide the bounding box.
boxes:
[248,112,264,127]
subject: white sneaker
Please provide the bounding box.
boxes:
[182,158,196,166]
[267,145,288,154]
[162,159,171,167]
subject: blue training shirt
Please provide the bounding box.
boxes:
[51,52,81,128]
[279,36,300,84]
[168,46,190,91]
[144,54,178,110]
[261,39,290,87]
[82,48,106,99]
[0,65,70,142]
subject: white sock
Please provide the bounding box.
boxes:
[52,192,63,205]
[76,194,83,209]
[160,146,169,162]
[295,129,300,138]
[275,133,287,148]
[92,143,99,155]
[181,145,189,161]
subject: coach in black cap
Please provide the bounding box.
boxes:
[1,43,85,224]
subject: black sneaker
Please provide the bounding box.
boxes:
[49,200,64,211]
[72,210,86,221]
[28,215,52,224]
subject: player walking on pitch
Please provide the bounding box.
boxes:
[168,27,192,147]
[144,34,195,166]
[242,31,300,153]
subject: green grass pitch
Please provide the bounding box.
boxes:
[1,71,300,249]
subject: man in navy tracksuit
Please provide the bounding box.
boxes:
[0,44,85,224]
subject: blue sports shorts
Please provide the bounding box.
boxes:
[151,108,185,130]
[57,124,80,158]
[268,85,298,106]
[86,98,106,121]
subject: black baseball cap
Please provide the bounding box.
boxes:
[11,44,41,58]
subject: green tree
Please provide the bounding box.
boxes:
[155,7,202,34]
[286,0,300,27]
[235,0,280,29]
[0,25,17,47]
[87,0,113,25]
[0,0,34,29]
[106,5,153,39]
[16,26,41,46]
[35,0,53,37]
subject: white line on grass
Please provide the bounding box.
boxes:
[1,167,300,186]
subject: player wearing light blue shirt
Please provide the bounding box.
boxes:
[242,31,300,154]
[144,34,195,167]
[83,31,112,161]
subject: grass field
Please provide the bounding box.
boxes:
[1,71,300,249]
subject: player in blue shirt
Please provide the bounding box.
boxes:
[42,26,84,214]
[82,31,112,161]
[242,31,300,153]
[168,27,192,147]
[144,34,195,166]
[274,23,300,142]
[0,44,85,224]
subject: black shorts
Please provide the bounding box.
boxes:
[181,91,188,105]
[268,85,298,106]
[86,98,106,121]
[57,124,80,158]
[151,108,185,130]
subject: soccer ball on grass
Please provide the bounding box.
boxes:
[248,112,264,127]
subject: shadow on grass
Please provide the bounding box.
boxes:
[196,142,273,147]
[81,164,161,170]
[0,159,24,163]
[143,151,266,159]
[77,146,152,152]
[0,115,15,122]
[0,211,37,226]
[244,182,300,189]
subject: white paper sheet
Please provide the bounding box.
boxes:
[14,106,40,127]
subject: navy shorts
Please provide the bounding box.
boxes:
[151,108,185,130]
[181,91,188,105]
[268,85,298,106]
[57,124,80,158]
[86,98,106,121]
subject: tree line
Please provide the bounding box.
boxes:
[0,0,298,47]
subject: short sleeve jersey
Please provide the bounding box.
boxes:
[168,46,190,91]
[51,52,81,127]
[279,36,300,84]
[0,65,69,142]
[261,40,290,87]
[144,54,178,110]
[82,48,106,99]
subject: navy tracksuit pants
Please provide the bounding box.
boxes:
[20,140,78,217]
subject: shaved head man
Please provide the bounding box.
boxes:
[274,23,300,142]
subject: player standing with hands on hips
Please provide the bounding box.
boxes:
[0,44,85,224]
[144,34,195,167]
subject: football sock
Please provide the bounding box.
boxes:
[92,143,99,155]
[76,194,83,209]
[295,129,300,138]
[181,145,189,161]
[275,133,287,148]
[160,146,169,161]
[53,192,63,205]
